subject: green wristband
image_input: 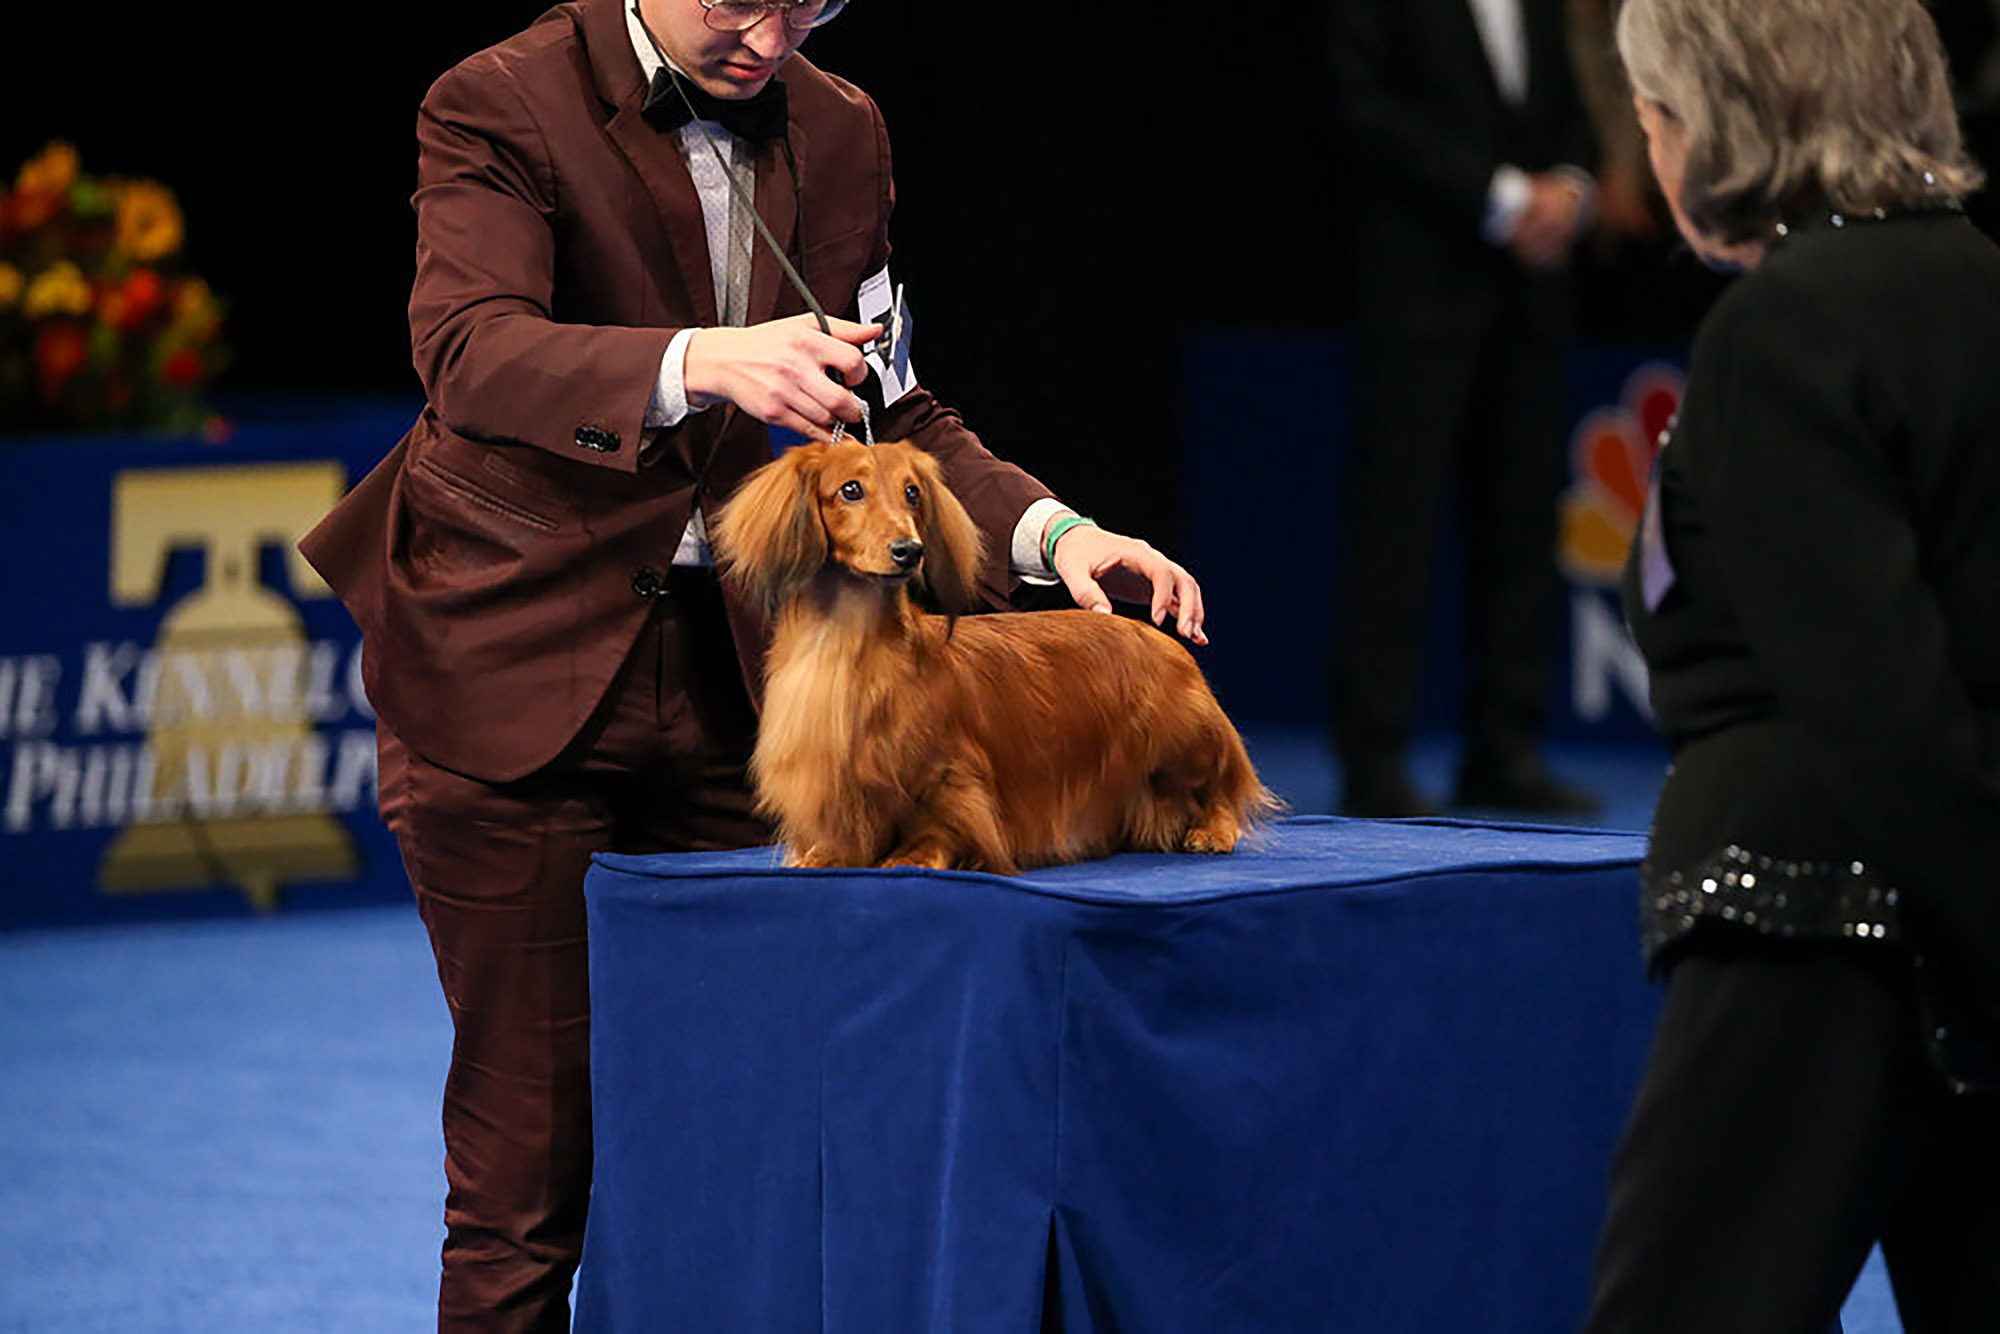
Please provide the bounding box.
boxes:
[1043,514,1099,571]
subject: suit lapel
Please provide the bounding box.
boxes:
[747,102,803,326]
[1445,0,1509,112]
[1520,0,1561,108]
[583,0,720,325]
[605,105,721,326]
[580,0,806,330]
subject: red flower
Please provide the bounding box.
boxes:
[120,268,164,330]
[162,347,203,385]
[33,323,88,387]
[7,189,64,233]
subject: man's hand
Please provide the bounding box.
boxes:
[1509,173,1588,269]
[1047,517,1208,645]
[684,313,884,436]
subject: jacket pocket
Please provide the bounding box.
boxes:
[410,454,560,533]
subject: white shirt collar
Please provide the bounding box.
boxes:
[1467,0,1528,105]
[625,4,672,84]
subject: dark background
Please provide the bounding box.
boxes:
[2,3,1344,544]
[8,2,1998,544]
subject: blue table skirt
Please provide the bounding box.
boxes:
[577,816,1657,1333]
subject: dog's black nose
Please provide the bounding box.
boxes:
[888,537,924,570]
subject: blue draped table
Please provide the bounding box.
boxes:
[575,816,1657,1332]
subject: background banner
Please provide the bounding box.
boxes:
[0,399,416,929]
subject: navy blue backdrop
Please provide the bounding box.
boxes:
[1181,332,1677,745]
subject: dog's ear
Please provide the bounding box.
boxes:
[908,446,985,615]
[711,445,829,614]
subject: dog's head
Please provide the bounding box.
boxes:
[713,438,984,615]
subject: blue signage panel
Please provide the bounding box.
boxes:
[0,399,417,929]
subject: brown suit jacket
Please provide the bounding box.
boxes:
[300,0,1053,782]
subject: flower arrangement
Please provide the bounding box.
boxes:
[0,142,228,435]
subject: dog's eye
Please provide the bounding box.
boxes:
[839,480,865,502]
[904,482,921,508]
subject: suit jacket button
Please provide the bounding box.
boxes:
[632,567,665,599]
[576,424,622,452]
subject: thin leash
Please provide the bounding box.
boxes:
[629,3,873,446]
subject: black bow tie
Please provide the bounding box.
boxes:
[642,68,789,143]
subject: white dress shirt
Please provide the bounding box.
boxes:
[1468,0,1529,105]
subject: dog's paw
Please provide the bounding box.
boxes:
[786,844,844,868]
[1181,826,1240,855]
[882,846,954,870]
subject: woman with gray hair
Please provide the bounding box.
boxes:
[1585,0,2000,1328]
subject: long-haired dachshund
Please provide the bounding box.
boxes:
[710,437,1280,872]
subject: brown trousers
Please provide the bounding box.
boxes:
[378,569,771,1333]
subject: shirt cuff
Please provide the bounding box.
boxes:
[1552,163,1600,232]
[1482,164,1533,244]
[645,328,705,428]
[1013,496,1072,584]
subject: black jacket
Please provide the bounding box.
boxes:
[1322,0,1596,335]
[1624,211,2000,1056]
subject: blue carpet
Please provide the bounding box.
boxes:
[0,908,449,1331]
[0,733,1902,1332]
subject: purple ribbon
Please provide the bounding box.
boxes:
[1638,420,1677,611]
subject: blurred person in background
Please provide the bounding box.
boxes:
[1570,0,1657,248]
[1322,0,1603,818]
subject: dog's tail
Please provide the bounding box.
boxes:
[1224,727,1289,833]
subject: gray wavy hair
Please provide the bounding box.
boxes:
[1615,0,1984,243]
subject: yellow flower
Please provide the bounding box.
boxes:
[173,276,220,329]
[23,260,95,319]
[114,181,184,262]
[16,141,80,196]
[0,263,23,309]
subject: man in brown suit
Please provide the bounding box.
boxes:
[299,0,1208,1327]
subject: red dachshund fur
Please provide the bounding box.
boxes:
[711,438,1279,872]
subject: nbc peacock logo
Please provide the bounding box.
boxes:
[1559,363,1685,586]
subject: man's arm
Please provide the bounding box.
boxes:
[407,59,677,474]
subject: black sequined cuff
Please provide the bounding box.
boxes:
[1640,843,1905,966]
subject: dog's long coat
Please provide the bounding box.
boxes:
[712,439,1278,872]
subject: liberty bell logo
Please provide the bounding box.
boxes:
[99,463,359,911]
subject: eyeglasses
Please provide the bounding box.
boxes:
[699,0,848,32]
